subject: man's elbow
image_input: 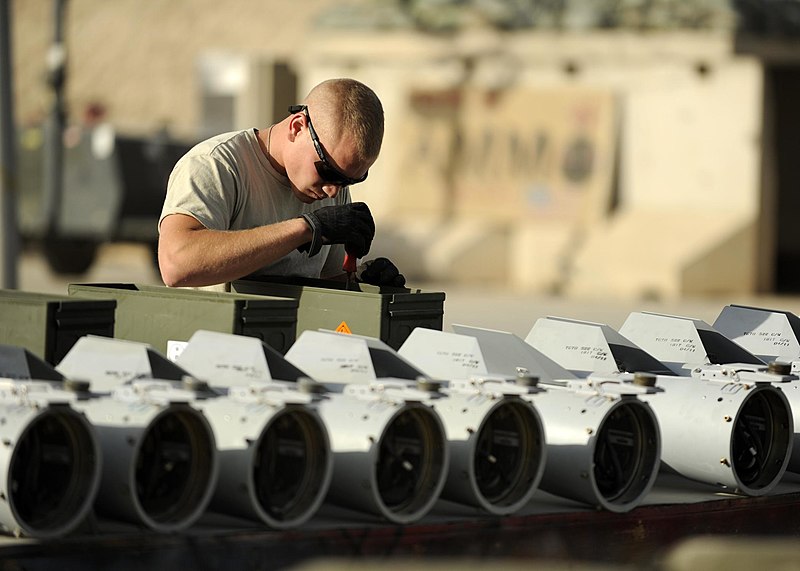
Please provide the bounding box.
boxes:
[159,262,184,288]
[158,246,193,287]
[160,271,183,288]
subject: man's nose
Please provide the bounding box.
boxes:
[321,184,341,198]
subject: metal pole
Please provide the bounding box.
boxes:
[43,0,67,239]
[0,0,19,289]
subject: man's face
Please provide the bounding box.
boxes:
[286,110,373,203]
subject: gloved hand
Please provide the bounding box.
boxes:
[357,257,406,287]
[299,202,375,258]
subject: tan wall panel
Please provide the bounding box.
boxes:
[453,87,617,225]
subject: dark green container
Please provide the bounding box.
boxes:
[67,283,298,355]
[0,290,116,365]
[231,276,445,350]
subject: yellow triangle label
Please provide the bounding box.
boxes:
[336,321,352,334]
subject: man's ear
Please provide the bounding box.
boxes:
[287,114,304,142]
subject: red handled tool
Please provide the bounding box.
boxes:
[343,252,357,290]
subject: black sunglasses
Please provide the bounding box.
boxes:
[288,104,368,186]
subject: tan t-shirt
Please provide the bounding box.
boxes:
[159,129,348,288]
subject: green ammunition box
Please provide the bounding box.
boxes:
[67,283,298,355]
[231,276,445,350]
[0,290,116,365]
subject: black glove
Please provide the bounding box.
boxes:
[357,257,406,287]
[299,202,375,258]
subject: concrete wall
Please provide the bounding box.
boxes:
[10,0,337,138]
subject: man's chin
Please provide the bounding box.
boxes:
[292,189,318,204]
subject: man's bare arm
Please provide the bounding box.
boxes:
[158,213,312,287]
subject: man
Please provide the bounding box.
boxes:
[158,78,404,291]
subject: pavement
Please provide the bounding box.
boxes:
[13,241,800,339]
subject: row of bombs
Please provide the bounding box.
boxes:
[0,302,799,539]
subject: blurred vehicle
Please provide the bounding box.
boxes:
[16,121,193,275]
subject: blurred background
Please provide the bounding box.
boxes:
[2,0,800,311]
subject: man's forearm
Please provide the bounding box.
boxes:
[158,218,311,287]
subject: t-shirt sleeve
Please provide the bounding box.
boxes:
[159,153,238,231]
